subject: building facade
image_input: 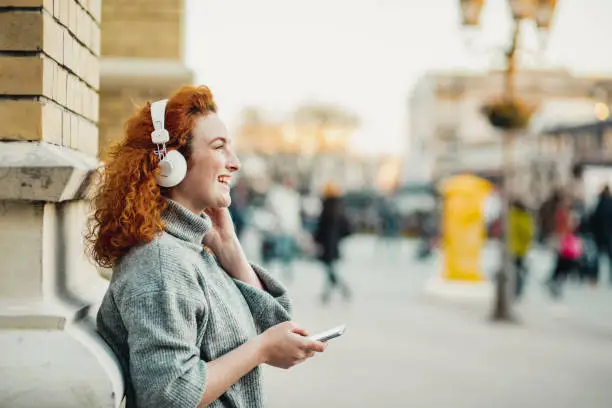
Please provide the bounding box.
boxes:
[538,119,612,208]
[405,69,610,205]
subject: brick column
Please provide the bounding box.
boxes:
[99,0,193,158]
[0,1,123,406]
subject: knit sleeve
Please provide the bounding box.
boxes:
[120,289,207,408]
[232,263,292,332]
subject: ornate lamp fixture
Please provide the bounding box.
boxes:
[459,0,485,25]
[534,0,558,30]
[459,0,558,131]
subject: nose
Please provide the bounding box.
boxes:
[227,149,241,173]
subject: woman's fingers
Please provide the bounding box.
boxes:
[306,340,327,353]
[291,327,309,337]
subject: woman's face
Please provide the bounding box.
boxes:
[170,114,240,213]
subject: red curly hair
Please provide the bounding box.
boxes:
[86,86,217,268]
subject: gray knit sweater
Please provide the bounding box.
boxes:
[96,199,292,408]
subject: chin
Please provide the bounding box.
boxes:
[215,194,232,208]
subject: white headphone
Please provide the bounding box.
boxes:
[150,99,187,188]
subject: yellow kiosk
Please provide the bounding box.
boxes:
[425,174,494,300]
[440,174,492,281]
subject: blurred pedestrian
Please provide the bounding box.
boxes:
[589,185,612,285]
[577,212,599,284]
[553,195,573,241]
[314,183,353,304]
[537,189,562,245]
[266,176,303,282]
[377,196,401,249]
[546,215,582,298]
[415,210,438,260]
[508,199,534,299]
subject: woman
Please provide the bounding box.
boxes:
[87,86,326,408]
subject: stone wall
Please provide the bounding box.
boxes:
[0,1,123,406]
[0,0,100,153]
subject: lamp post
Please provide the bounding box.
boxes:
[459,0,558,321]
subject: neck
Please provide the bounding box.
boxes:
[167,191,204,216]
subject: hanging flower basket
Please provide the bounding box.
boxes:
[481,98,536,130]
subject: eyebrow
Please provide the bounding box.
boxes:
[209,136,232,144]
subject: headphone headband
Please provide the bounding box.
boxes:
[151,99,170,145]
[149,98,187,187]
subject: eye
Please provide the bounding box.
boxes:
[214,142,225,150]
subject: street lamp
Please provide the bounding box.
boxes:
[459,0,558,322]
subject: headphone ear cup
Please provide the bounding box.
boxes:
[156,150,187,188]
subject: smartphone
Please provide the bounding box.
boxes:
[309,324,346,342]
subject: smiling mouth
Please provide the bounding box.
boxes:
[217,175,231,187]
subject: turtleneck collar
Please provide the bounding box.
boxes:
[161,198,211,246]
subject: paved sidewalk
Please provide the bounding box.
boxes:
[253,235,612,408]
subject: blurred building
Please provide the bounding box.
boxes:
[530,78,612,206]
[406,69,611,206]
[98,0,193,158]
[236,106,402,194]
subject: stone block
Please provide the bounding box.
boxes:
[43,55,56,97]
[90,20,100,56]
[42,99,63,145]
[62,27,73,73]
[42,11,64,64]
[64,35,79,76]
[85,51,100,90]
[0,202,45,299]
[74,117,99,157]
[73,78,82,115]
[0,55,44,95]
[0,11,43,51]
[66,74,76,111]
[54,0,61,18]
[0,99,42,141]
[63,109,71,146]
[77,5,91,48]
[59,0,69,28]
[56,65,68,105]
[70,113,79,147]
[0,141,98,202]
[68,0,77,35]
[0,0,51,8]
[92,86,99,122]
[89,0,101,23]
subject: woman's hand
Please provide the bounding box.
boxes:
[203,208,262,288]
[203,207,237,252]
[258,321,327,369]
[203,207,246,273]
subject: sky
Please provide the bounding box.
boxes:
[185,0,612,155]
